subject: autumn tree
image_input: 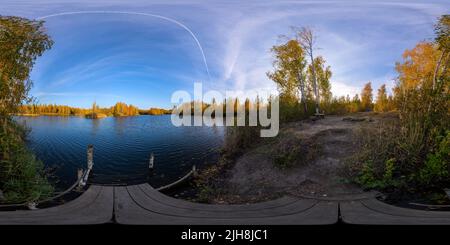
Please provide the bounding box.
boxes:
[268,27,333,119]
[296,27,320,114]
[244,98,250,112]
[346,94,361,113]
[148,108,170,115]
[111,102,139,116]
[394,42,446,124]
[0,16,53,116]
[360,82,373,112]
[312,56,332,105]
[393,16,449,173]
[374,84,389,112]
[0,16,53,203]
[267,39,307,108]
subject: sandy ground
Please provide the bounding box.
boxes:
[211,112,386,204]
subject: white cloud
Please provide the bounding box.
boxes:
[331,81,360,98]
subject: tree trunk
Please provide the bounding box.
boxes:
[297,71,307,114]
[427,50,448,115]
[309,51,320,114]
[432,50,446,90]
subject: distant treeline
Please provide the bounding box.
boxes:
[173,82,395,120]
[139,107,172,115]
[175,98,266,117]
[17,102,172,117]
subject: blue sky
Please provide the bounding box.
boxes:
[1,0,448,108]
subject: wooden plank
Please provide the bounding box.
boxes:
[138,184,301,211]
[0,185,114,225]
[340,199,450,225]
[5,182,449,225]
[127,185,316,218]
[115,184,338,225]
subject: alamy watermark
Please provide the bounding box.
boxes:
[171,83,279,137]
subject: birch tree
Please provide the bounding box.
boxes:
[311,56,332,105]
[296,27,320,114]
[267,39,307,111]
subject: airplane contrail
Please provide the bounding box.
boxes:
[37,10,211,81]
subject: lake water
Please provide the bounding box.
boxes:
[15,115,225,190]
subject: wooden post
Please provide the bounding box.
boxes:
[77,168,85,190]
[77,168,84,180]
[87,145,94,170]
[80,145,94,187]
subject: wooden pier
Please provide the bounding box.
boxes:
[1,183,450,225]
[0,186,113,225]
[341,198,450,225]
[114,184,337,225]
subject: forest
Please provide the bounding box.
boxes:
[17,102,172,117]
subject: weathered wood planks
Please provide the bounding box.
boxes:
[1,183,450,225]
[114,184,338,225]
[340,199,450,225]
[0,185,113,225]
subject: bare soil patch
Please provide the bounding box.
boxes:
[208,112,393,204]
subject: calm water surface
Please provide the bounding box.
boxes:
[15,115,225,189]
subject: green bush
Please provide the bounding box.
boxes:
[356,158,401,190]
[2,147,53,203]
[356,161,377,189]
[351,122,449,191]
[417,131,449,186]
[0,119,53,203]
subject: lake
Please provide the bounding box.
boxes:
[15,115,225,190]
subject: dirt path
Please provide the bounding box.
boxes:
[212,113,384,204]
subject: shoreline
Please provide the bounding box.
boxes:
[14,113,171,117]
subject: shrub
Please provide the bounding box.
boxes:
[350,120,448,191]
[350,16,449,192]
[221,124,261,159]
[0,118,53,203]
[417,131,449,186]
[356,158,400,190]
[2,147,53,203]
[349,122,403,189]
